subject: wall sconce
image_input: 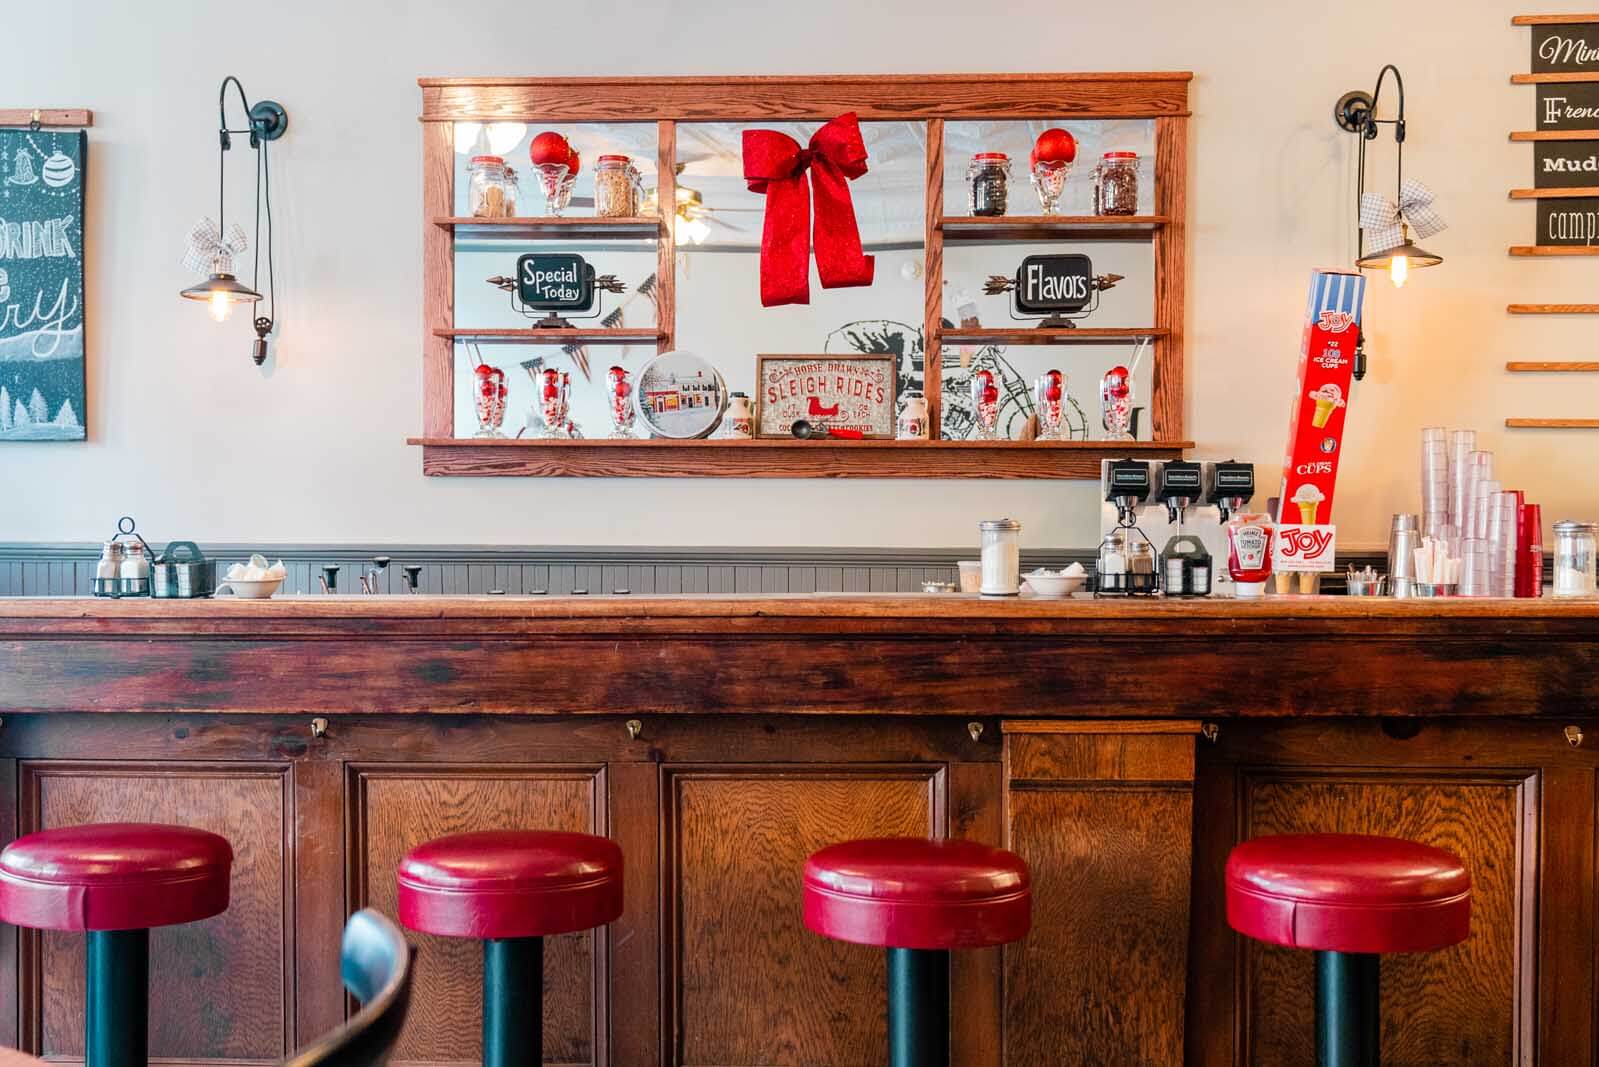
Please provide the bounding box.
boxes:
[1334,65,1445,290]
[179,76,287,365]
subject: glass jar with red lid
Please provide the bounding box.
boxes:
[469,155,509,218]
[1093,151,1139,216]
[594,155,641,217]
[966,152,1011,217]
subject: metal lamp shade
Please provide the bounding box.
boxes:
[1356,241,1442,272]
[179,272,263,304]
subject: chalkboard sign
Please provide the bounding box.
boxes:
[516,253,594,312]
[1535,140,1599,186]
[0,128,84,441]
[1537,197,1599,245]
[1532,22,1599,74]
[1536,84,1599,130]
[1015,253,1093,315]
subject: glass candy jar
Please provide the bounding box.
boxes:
[594,155,641,217]
[473,363,507,438]
[1093,151,1139,216]
[469,155,508,218]
[966,153,1010,217]
[1553,520,1598,597]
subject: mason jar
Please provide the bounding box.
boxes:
[468,155,508,218]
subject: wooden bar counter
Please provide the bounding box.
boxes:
[1,594,1596,1065]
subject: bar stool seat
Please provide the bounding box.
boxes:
[397,829,622,939]
[804,837,1031,950]
[0,822,231,932]
[1226,832,1471,954]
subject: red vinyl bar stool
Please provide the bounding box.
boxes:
[0,823,233,1067]
[1226,833,1471,1067]
[396,830,622,1067]
[803,837,1031,1067]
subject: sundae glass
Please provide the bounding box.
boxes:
[970,369,1001,440]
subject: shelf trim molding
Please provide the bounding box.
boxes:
[1507,361,1599,371]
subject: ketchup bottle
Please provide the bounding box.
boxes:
[1227,513,1275,598]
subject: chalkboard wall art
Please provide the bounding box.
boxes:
[0,128,84,441]
[1536,84,1599,130]
[1535,139,1599,186]
[1531,21,1599,74]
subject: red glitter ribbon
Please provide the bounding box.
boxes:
[742,112,875,308]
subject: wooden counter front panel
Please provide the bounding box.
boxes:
[1003,723,1198,1067]
[347,765,606,1067]
[1241,774,1529,1066]
[19,762,292,1063]
[663,766,944,1066]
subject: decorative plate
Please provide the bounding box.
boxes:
[634,350,727,439]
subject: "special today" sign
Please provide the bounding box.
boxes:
[515,253,595,311]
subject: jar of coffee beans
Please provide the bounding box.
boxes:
[966,153,1011,217]
[1093,151,1139,216]
[594,155,642,217]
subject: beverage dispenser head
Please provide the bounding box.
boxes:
[1207,460,1256,522]
[1155,460,1203,525]
[1104,459,1152,525]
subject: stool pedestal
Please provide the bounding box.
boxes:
[1316,951,1379,1067]
[887,947,949,1067]
[483,936,543,1067]
[86,929,149,1067]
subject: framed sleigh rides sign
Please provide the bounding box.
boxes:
[756,354,896,438]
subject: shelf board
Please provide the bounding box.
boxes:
[1507,361,1599,371]
[939,327,1167,346]
[1508,303,1599,314]
[437,328,664,345]
[1513,13,1599,24]
[939,215,1168,242]
[1510,130,1599,140]
[1512,72,1599,83]
[1511,187,1599,198]
[1505,418,1599,428]
[406,437,1192,479]
[1510,245,1599,255]
[434,216,663,240]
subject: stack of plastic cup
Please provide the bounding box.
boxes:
[1487,490,1520,597]
[1421,428,1449,533]
[1460,537,1493,597]
[1468,465,1498,539]
[1447,430,1478,528]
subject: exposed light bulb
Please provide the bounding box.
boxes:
[1389,254,1409,288]
[680,217,711,245]
[209,290,234,322]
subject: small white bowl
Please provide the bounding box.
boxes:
[219,576,285,599]
[1025,570,1086,598]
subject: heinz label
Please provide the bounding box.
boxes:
[1275,270,1365,564]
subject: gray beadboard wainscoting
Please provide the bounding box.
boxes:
[0,544,1391,598]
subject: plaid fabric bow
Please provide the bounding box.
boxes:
[182,217,249,275]
[1359,179,1445,254]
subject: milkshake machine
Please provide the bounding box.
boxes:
[1098,458,1257,596]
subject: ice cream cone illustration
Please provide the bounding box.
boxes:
[1308,383,1346,428]
[1291,484,1325,524]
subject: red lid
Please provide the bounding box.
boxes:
[974,152,1009,162]
[597,154,631,163]
[1102,151,1139,160]
[470,155,505,165]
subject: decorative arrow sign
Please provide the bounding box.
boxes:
[1015,254,1094,315]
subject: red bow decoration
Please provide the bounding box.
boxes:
[742,113,875,308]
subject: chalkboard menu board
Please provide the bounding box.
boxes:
[0,129,85,441]
[1537,198,1599,246]
[1536,84,1599,130]
[1531,21,1599,74]
[1535,139,1599,186]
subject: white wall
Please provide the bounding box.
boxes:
[1,0,1594,549]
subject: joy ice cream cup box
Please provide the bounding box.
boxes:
[1276,269,1365,530]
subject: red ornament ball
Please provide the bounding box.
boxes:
[530,131,572,166]
[1033,128,1078,165]
[566,147,581,175]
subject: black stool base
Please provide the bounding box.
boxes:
[1316,950,1379,1067]
[86,928,149,1067]
[483,935,543,1067]
[887,947,948,1067]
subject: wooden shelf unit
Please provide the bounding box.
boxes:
[407,437,1192,478]
[1510,245,1599,255]
[1507,361,1599,371]
[1505,418,1599,428]
[416,73,1192,477]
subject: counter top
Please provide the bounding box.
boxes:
[2,590,1595,718]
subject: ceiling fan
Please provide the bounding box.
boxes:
[643,163,760,245]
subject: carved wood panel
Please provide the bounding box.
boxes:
[1241,773,1533,1067]
[664,765,945,1066]
[1002,722,1198,1067]
[347,765,605,1067]
[19,761,291,1063]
